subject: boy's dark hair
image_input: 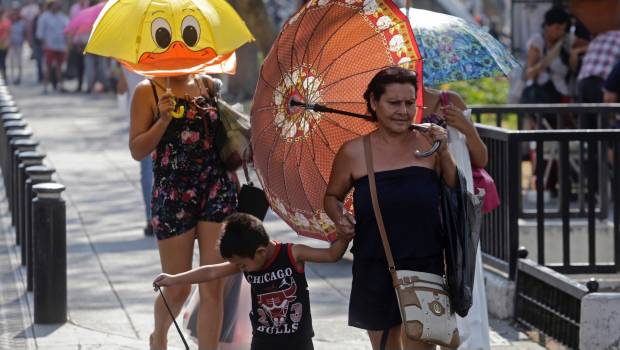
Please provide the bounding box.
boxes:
[544,6,570,26]
[219,213,270,259]
[363,66,418,121]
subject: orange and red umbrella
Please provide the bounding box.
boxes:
[251,0,425,241]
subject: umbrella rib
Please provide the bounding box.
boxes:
[306,131,331,186]
[307,7,360,77]
[319,65,388,92]
[252,111,278,145]
[316,21,406,79]
[300,139,329,211]
[310,121,338,157]
[264,123,291,210]
[258,65,286,95]
[296,2,334,73]
[289,4,312,74]
[282,136,317,214]
[296,137,322,212]
[460,24,518,76]
[320,113,367,138]
[278,122,303,211]
[273,30,290,95]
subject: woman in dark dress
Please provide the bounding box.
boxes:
[323,67,457,350]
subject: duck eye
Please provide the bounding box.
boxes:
[151,17,172,49]
[181,15,200,47]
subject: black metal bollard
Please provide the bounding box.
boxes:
[0,101,16,109]
[11,141,39,219]
[5,129,32,244]
[0,98,15,105]
[10,136,36,223]
[10,140,39,239]
[3,120,27,173]
[0,106,19,114]
[1,116,25,173]
[25,165,55,292]
[5,128,32,180]
[1,112,21,121]
[33,183,67,324]
[16,151,45,266]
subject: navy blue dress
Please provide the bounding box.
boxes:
[349,166,444,330]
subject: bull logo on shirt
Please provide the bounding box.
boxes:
[256,277,298,327]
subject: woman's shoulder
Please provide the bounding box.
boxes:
[133,79,158,104]
[135,78,154,90]
[339,137,364,157]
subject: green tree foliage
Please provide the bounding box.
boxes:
[440,77,509,105]
[440,77,517,129]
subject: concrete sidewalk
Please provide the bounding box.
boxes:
[0,61,544,349]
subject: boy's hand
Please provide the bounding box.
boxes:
[153,273,176,289]
[335,211,356,240]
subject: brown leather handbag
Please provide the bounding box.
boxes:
[363,135,459,348]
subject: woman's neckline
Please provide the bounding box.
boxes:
[353,164,435,182]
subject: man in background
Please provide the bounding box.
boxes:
[36,0,68,93]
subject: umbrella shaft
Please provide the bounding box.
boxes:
[290,101,369,120]
[288,100,440,158]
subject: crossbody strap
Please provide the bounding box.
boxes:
[363,135,399,287]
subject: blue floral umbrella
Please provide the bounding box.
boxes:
[404,8,519,86]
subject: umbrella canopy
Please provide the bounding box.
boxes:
[251,0,424,241]
[405,8,518,86]
[64,2,105,37]
[85,0,254,76]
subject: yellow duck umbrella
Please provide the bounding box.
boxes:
[85,0,254,76]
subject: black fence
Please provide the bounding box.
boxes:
[472,103,620,220]
[472,104,620,278]
[515,250,598,350]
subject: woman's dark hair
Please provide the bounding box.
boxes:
[543,6,571,26]
[363,66,417,121]
[219,213,270,259]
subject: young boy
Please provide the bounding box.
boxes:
[153,212,351,350]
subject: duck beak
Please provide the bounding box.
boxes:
[137,41,218,70]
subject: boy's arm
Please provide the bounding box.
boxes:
[153,262,240,287]
[291,238,351,264]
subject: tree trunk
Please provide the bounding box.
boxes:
[232,0,278,57]
[223,0,278,101]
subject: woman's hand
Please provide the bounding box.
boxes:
[153,273,176,289]
[157,91,175,122]
[441,104,475,136]
[420,123,449,155]
[335,211,356,241]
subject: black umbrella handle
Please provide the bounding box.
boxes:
[409,124,443,158]
[291,100,441,157]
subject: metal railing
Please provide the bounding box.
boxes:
[472,103,620,220]
[474,114,620,278]
[515,249,598,349]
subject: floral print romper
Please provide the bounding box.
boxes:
[149,81,238,240]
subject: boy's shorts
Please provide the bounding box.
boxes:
[44,49,65,66]
[250,337,313,350]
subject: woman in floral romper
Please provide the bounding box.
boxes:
[130,74,237,350]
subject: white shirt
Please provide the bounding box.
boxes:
[35,10,69,52]
[20,3,40,23]
[526,33,570,96]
